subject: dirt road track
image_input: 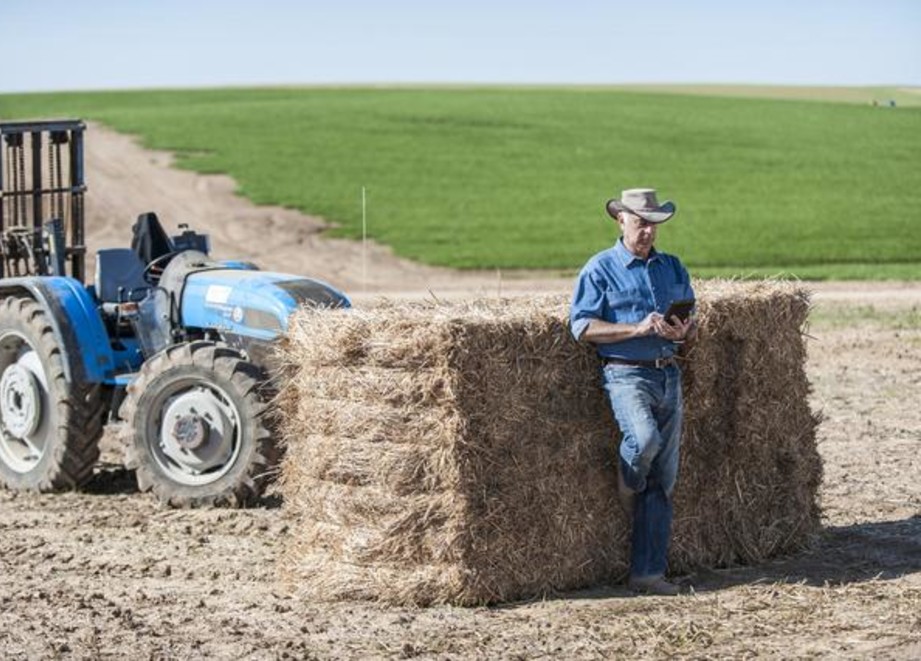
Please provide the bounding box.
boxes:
[83,122,540,300]
[0,122,918,658]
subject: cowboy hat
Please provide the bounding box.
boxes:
[605,188,676,224]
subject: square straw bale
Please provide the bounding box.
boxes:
[276,281,821,605]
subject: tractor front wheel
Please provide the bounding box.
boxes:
[0,297,105,490]
[119,341,278,507]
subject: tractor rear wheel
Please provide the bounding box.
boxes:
[0,297,105,491]
[119,341,278,507]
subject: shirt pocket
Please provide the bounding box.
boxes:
[606,286,647,324]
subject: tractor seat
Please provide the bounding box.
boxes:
[94,248,150,303]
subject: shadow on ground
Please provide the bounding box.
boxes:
[687,516,921,590]
[83,463,139,496]
[517,516,921,606]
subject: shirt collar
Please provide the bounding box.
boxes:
[614,238,659,267]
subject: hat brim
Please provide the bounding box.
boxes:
[606,199,676,224]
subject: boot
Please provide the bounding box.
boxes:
[628,574,681,596]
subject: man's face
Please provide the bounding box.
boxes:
[618,212,658,256]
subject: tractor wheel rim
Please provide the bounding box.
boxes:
[0,333,51,474]
[149,380,242,486]
[0,362,41,438]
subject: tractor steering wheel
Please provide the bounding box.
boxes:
[143,251,180,285]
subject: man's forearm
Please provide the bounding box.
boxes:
[580,319,646,345]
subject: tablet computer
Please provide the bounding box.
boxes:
[664,298,695,323]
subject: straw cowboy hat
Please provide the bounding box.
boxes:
[605,188,676,224]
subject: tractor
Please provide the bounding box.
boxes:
[0,119,349,506]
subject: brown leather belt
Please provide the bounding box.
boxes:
[603,356,678,369]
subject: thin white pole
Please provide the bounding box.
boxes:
[361,186,367,294]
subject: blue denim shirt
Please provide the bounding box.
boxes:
[570,239,694,361]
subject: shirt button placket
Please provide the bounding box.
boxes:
[645,262,661,312]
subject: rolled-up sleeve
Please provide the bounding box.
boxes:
[570,268,605,341]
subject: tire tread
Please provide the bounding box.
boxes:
[0,297,106,491]
[118,341,279,508]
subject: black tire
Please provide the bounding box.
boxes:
[0,297,105,491]
[119,341,278,507]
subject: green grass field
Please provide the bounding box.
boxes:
[1,86,919,278]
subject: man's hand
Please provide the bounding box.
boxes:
[634,312,664,337]
[653,314,695,341]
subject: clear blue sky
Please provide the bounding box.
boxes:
[2,0,918,93]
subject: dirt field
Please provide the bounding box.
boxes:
[0,125,919,659]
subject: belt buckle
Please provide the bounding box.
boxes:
[654,357,670,369]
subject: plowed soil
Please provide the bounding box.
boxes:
[0,124,918,659]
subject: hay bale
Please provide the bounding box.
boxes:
[276,281,822,606]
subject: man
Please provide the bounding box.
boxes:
[570,188,696,596]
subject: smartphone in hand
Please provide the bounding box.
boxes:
[664,299,695,323]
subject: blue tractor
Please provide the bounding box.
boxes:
[0,120,349,506]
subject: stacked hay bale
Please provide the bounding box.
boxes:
[276,281,821,605]
[673,281,823,569]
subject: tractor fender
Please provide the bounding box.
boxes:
[0,277,115,383]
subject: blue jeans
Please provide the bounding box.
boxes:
[602,364,683,579]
